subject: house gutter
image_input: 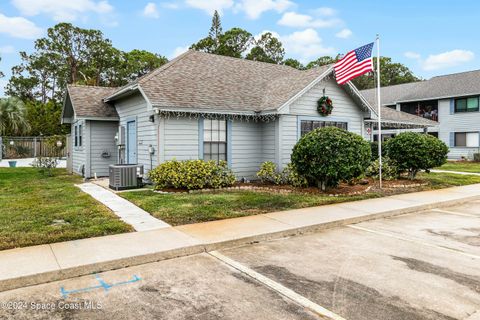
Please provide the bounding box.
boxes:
[153,107,278,117]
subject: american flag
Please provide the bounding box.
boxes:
[334,42,374,85]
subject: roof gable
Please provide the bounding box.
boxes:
[64,85,119,120]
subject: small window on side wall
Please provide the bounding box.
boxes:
[78,124,83,147]
[455,96,479,113]
[455,132,479,147]
[74,125,78,147]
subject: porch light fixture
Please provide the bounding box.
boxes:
[149,115,155,123]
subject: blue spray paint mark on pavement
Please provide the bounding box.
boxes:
[60,274,141,298]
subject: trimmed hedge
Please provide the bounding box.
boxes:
[148,160,235,190]
[366,157,399,180]
[256,161,308,187]
[291,127,371,190]
[385,132,448,179]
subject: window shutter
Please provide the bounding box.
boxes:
[449,132,455,147]
[450,99,455,114]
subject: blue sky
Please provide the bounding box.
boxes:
[0,0,478,96]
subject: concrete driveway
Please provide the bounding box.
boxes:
[1,199,479,319]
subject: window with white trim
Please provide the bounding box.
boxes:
[300,120,348,136]
[203,119,227,161]
[455,132,479,147]
[74,124,83,147]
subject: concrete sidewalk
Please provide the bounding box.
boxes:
[431,169,480,176]
[78,183,170,231]
[1,183,480,292]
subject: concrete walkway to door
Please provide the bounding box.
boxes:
[77,183,170,231]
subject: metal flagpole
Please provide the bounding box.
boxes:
[376,34,382,189]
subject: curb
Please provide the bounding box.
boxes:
[201,194,480,252]
[1,193,479,293]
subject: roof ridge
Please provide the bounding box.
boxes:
[189,50,301,72]
[360,80,423,92]
[67,84,118,89]
[430,68,480,79]
[137,50,195,84]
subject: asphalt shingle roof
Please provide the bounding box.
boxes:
[64,51,435,127]
[360,69,480,106]
[67,85,118,118]
[129,50,331,112]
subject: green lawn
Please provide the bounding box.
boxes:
[436,161,480,173]
[121,191,380,226]
[0,168,132,250]
[121,172,480,226]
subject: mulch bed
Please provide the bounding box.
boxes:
[154,177,429,196]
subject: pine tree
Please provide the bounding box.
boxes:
[209,10,223,51]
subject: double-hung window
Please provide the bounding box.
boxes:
[455,132,479,147]
[455,96,479,113]
[203,119,227,161]
[74,124,83,148]
[300,120,348,136]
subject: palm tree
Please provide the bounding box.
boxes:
[0,97,30,136]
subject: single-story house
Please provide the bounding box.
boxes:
[62,50,435,179]
[361,70,480,159]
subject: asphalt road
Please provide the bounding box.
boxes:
[1,199,479,320]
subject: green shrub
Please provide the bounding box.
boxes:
[256,161,282,184]
[291,127,371,190]
[366,157,399,180]
[370,141,388,161]
[148,159,235,190]
[385,132,448,179]
[256,162,308,187]
[281,163,308,188]
[31,156,58,176]
[474,153,480,162]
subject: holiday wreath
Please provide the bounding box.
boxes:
[317,96,333,116]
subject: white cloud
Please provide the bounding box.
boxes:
[406,50,475,71]
[404,51,421,59]
[185,0,234,15]
[282,29,335,60]
[161,2,180,9]
[277,11,341,28]
[170,46,189,59]
[335,28,352,39]
[255,28,334,62]
[235,0,294,19]
[422,50,474,71]
[143,2,160,18]
[0,45,15,54]
[11,0,114,21]
[0,13,43,39]
[314,7,336,16]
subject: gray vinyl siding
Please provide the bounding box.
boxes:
[89,121,118,177]
[438,98,480,159]
[262,119,276,163]
[163,117,199,161]
[115,93,158,172]
[288,78,364,134]
[72,119,86,176]
[278,78,365,169]
[279,115,298,169]
[231,120,263,179]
